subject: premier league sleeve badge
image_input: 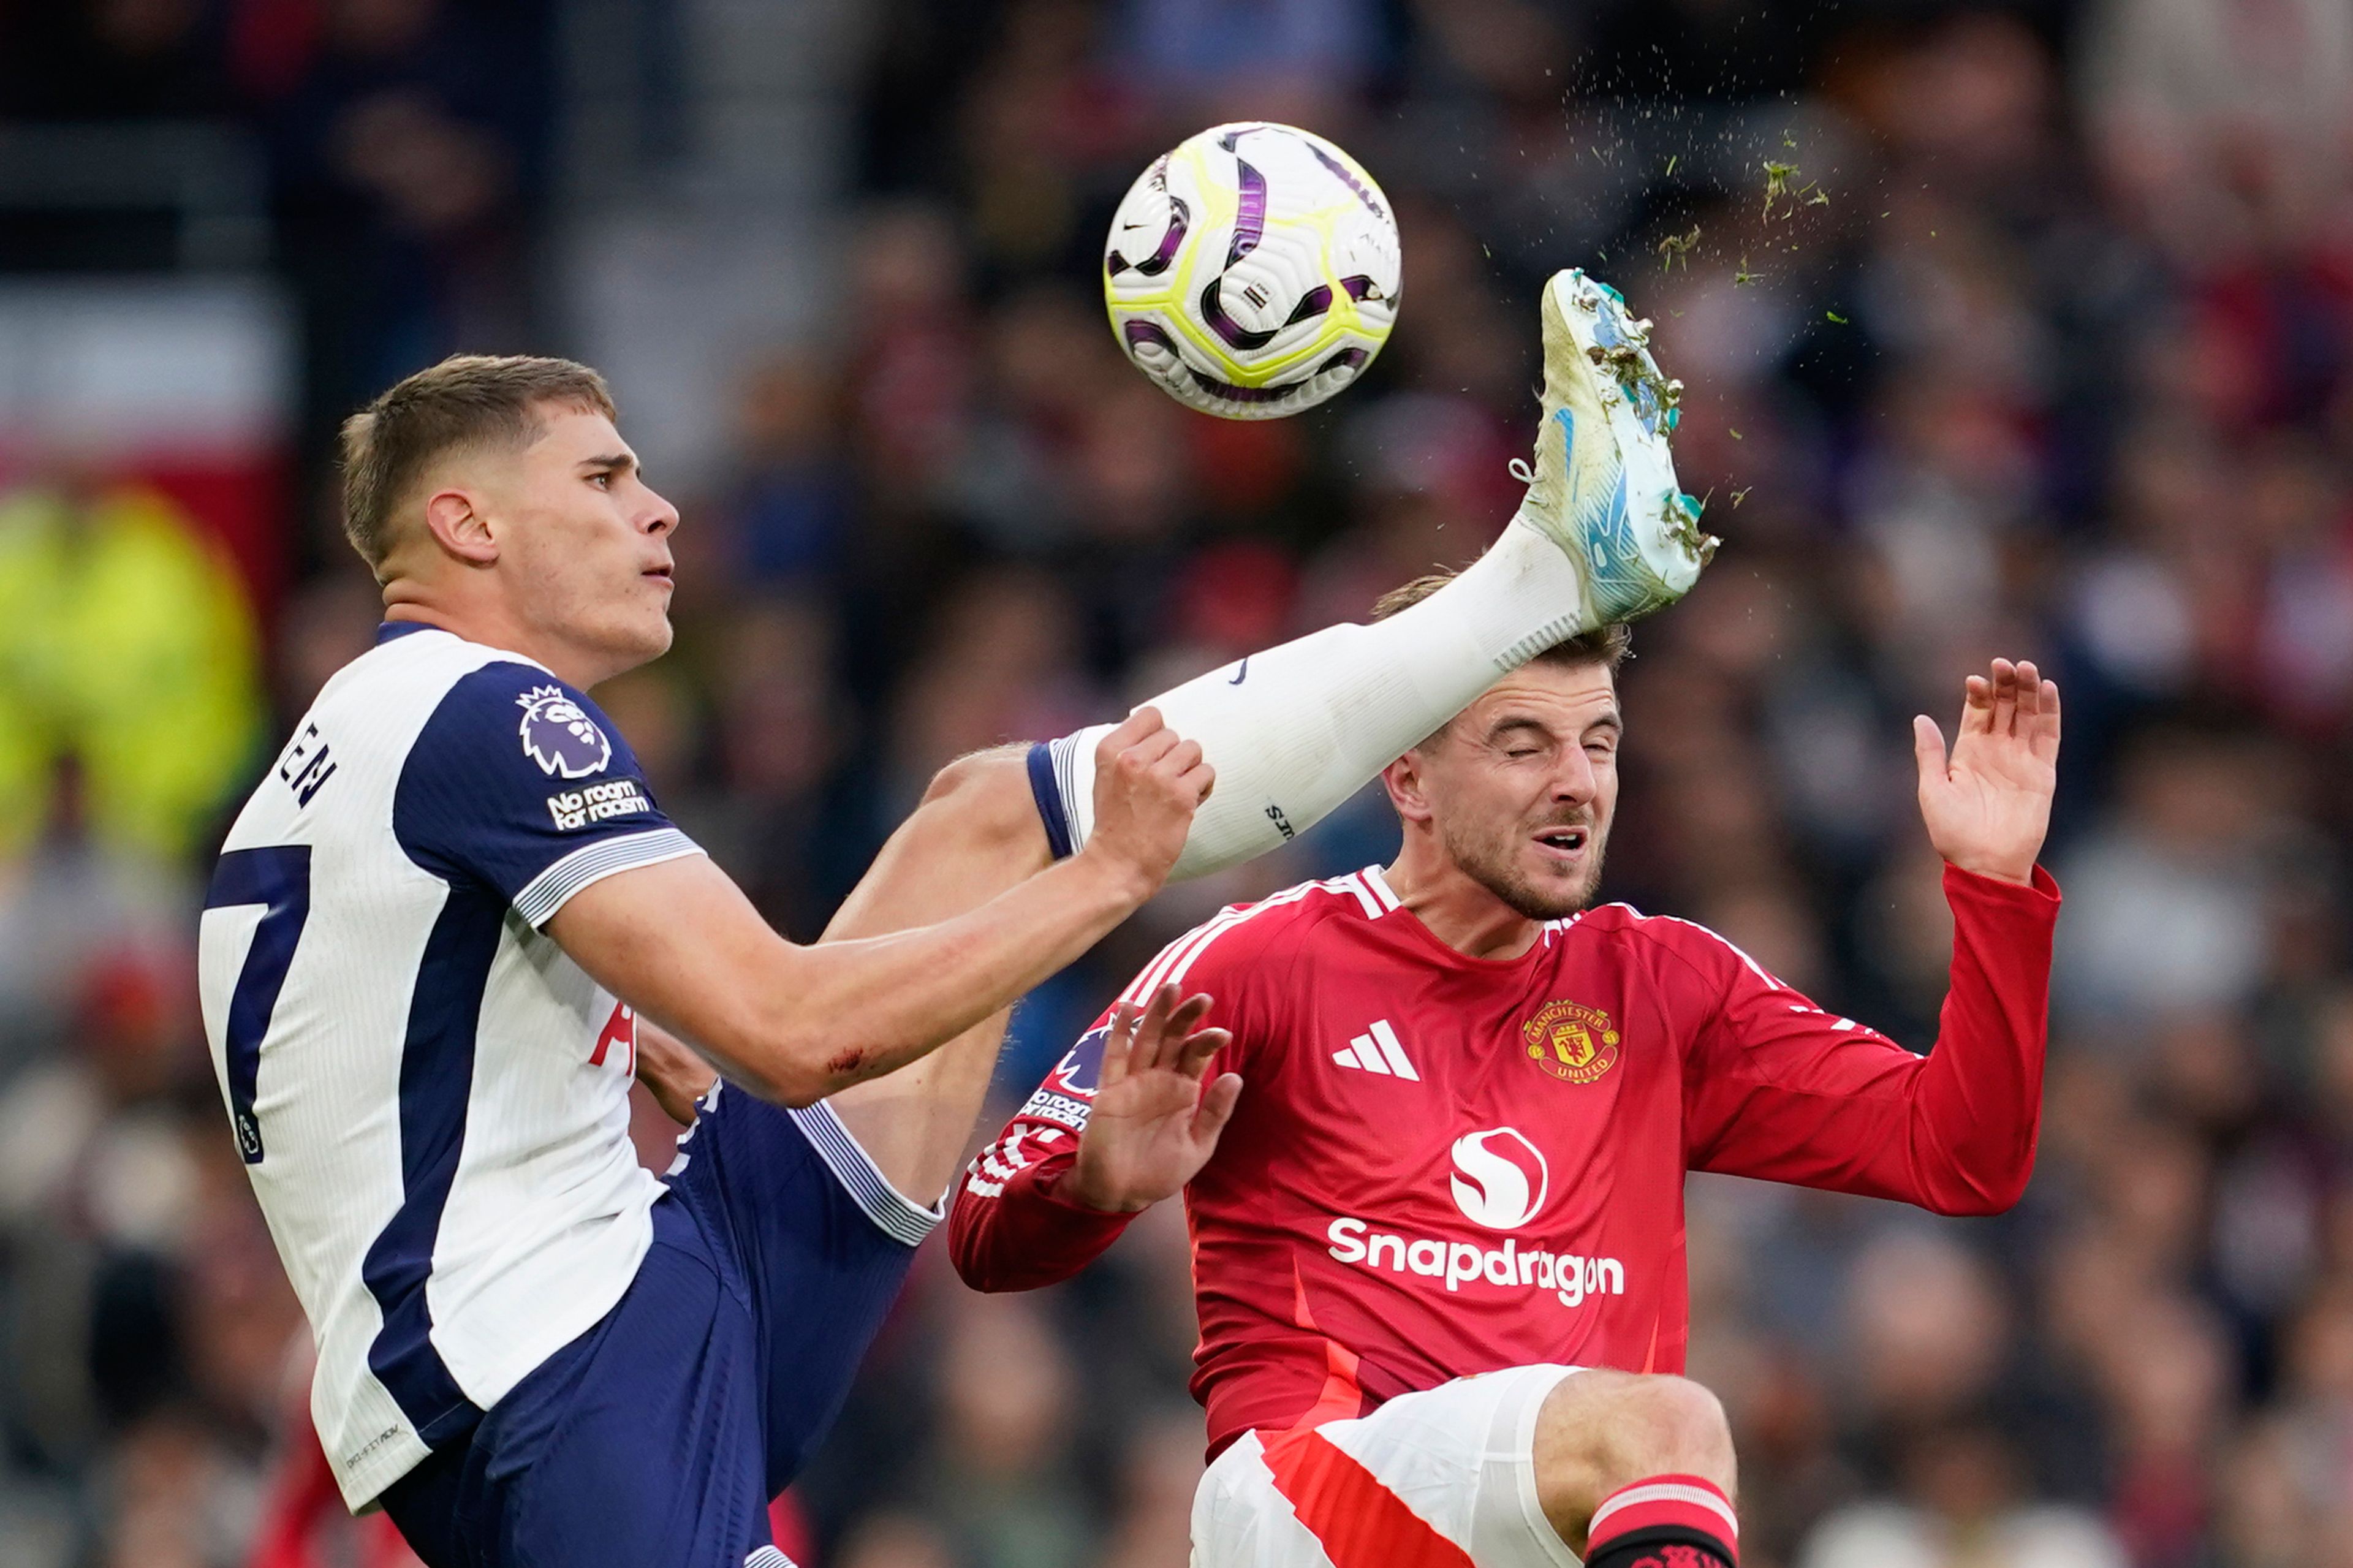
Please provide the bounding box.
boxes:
[517,685,614,779]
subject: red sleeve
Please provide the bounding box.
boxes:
[949,903,1276,1291]
[947,1015,1139,1291]
[1681,864,2060,1216]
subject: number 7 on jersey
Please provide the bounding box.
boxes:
[203,846,314,1164]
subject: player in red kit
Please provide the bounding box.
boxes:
[950,574,2063,1568]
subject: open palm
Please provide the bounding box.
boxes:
[1912,658,2061,885]
[1065,984,1241,1215]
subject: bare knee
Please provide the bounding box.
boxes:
[1533,1371,1734,1550]
[917,746,1037,839]
[1589,1373,1733,1484]
[825,746,1048,939]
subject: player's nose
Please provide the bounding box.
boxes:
[640,484,681,536]
[1550,746,1599,803]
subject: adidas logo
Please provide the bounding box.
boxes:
[1333,1019,1419,1080]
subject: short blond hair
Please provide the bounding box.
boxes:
[338,354,617,570]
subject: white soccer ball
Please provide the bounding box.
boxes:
[1104,122,1401,420]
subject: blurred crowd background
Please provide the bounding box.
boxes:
[3,0,2352,1564]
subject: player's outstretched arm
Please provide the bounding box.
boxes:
[1684,658,2062,1216]
[548,710,1211,1107]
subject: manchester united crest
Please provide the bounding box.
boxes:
[1522,999,1621,1084]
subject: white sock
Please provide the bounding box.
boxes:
[1028,517,1591,880]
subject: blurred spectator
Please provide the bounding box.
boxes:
[245,0,555,517]
[718,355,857,588]
[0,484,263,863]
[1798,1422,2128,1568]
[0,0,229,120]
[919,1295,1089,1568]
[2053,724,2285,1028]
[2081,0,2353,270]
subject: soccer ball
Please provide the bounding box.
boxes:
[1104,123,1401,420]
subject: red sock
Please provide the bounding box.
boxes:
[1582,1474,1738,1568]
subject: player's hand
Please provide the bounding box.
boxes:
[1079,707,1214,901]
[1914,658,2060,887]
[1064,983,1240,1214]
[636,1018,718,1126]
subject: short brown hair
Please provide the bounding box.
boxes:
[1371,570,1632,672]
[338,354,618,570]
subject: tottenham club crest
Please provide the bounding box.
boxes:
[517,686,612,778]
[1522,999,1621,1085]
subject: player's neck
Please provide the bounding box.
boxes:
[382,583,614,689]
[1382,846,1544,962]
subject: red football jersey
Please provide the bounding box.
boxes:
[950,863,2059,1460]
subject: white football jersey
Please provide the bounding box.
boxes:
[198,624,701,1508]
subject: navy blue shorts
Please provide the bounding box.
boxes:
[380,1085,938,1567]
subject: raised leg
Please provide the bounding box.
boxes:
[818,746,1050,1203]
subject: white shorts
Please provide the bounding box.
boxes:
[1191,1365,1585,1568]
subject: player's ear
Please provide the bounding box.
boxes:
[421,487,500,567]
[1381,751,1436,825]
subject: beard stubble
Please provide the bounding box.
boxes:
[1439,812,1610,922]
